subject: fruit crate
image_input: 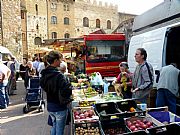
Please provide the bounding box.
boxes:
[116,99,145,118]
[79,100,96,107]
[74,121,104,135]
[125,116,156,133]
[147,123,180,135]
[72,106,99,123]
[94,102,122,120]
[100,119,131,135]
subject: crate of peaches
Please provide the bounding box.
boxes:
[125,116,155,132]
[73,106,99,123]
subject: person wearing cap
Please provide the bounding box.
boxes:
[113,62,132,99]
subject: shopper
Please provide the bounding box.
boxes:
[0,59,11,109]
[40,51,72,135]
[20,58,28,80]
[156,63,180,114]
[24,61,36,88]
[6,57,16,95]
[112,62,132,99]
[131,48,154,104]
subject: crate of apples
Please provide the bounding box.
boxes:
[73,107,99,123]
[126,116,154,132]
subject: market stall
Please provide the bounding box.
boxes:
[70,73,180,135]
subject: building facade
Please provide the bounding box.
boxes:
[21,0,47,58]
[1,0,21,60]
[1,0,135,59]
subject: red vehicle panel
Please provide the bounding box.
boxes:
[84,34,126,77]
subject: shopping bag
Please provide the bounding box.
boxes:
[90,72,104,85]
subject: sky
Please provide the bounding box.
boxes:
[96,0,164,15]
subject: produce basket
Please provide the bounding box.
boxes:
[74,121,104,135]
[100,119,131,135]
[72,106,99,123]
[94,102,122,120]
[147,123,180,135]
[125,116,156,133]
[116,99,145,118]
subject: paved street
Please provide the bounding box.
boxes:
[0,79,50,135]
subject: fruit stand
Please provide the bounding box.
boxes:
[70,75,180,135]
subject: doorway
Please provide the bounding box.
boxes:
[166,26,180,69]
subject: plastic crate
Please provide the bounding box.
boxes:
[116,99,145,118]
[74,121,103,135]
[148,110,180,124]
[100,119,131,135]
[79,100,96,107]
[94,102,121,120]
[147,123,180,135]
[72,106,99,123]
[125,116,156,133]
[123,130,147,135]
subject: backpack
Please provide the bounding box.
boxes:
[56,72,73,105]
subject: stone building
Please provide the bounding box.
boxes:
[21,0,47,58]
[73,0,119,36]
[113,13,136,45]
[1,0,135,58]
[0,0,21,60]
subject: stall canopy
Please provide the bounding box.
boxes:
[42,37,84,47]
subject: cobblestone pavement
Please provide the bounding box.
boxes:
[0,79,51,135]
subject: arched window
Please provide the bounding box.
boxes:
[83,17,89,27]
[107,20,111,29]
[96,19,100,28]
[52,32,57,39]
[64,17,69,25]
[64,33,70,38]
[51,16,57,24]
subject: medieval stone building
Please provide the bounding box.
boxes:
[1,0,135,58]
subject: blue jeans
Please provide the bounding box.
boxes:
[156,88,176,114]
[0,82,9,109]
[49,109,68,135]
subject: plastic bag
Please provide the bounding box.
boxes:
[103,81,110,94]
[90,72,104,85]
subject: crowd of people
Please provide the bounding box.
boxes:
[0,48,180,135]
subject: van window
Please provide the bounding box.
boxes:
[2,53,11,61]
[166,26,180,69]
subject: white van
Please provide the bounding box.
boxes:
[128,22,180,83]
[0,46,13,63]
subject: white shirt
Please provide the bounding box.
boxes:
[38,62,45,77]
[0,62,11,83]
